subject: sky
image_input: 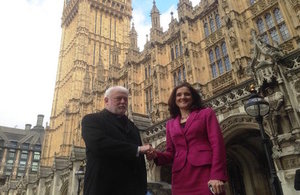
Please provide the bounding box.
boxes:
[0,0,201,129]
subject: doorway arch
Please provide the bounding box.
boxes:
[221,115,273,195]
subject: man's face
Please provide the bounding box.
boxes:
[105,89,128,115]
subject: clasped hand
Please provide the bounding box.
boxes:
[139,144,157,160]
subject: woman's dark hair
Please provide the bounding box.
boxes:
[168,82,204,118]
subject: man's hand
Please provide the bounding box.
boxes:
[208,180,225,194]
[139,144,152,154]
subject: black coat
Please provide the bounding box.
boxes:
[81,109,147,195]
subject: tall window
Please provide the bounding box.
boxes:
[274,8,283,23]
[175,45,179,58]
[216,47,224,75]
[31,162,39,172]
[173,66,186,86]
[33,151,40,161]
[209,42,231,78]
[215,14,221,29]
[209,16,216,33]
[279,24,289,41]
[204,23,209,37]
[179,42,183,55]
[171,48,175,60]
[222,42,231,71]
[257,18,265,33]
[203,11,221,37]
[5,149,16,175]
[256,7,290,44]
[209,50,217,78]
[145,67,148,79]
[265,13,274,29]
[18,160,27,177]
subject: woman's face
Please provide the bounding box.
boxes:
[175,86,193,110]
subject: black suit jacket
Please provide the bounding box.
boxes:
[82,109,147,195]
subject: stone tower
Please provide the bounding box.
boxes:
[41,0,132,166]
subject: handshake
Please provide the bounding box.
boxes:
[139,144,157,160]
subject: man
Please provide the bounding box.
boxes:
[82,86,151,195]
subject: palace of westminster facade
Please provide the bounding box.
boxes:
[1,0,300,194]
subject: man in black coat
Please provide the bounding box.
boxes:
[82,86,151,195]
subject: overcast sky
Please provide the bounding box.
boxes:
[0,0,201,129]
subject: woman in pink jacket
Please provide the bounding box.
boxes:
[147,82,227,195]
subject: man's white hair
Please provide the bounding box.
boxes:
[104,86,129,98]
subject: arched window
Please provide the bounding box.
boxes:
[204,23,209,37]
[209,50,217,78]
[279,23,290,41]
[215,47,221,60]
[265,13,274,29]
[221,42,231,71]
[209,17,216,33]
[274,8,283,23]
[209,50,214,63]
[257,18,265,33]
[215,14,221,29]
[221,42,228,56]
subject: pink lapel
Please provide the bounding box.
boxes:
[182,110,198,135]
[173,115,183,135]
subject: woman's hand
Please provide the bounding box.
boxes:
[208,180,225,194]
[146,148,157,160]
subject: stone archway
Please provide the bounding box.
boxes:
[221,115,273,195]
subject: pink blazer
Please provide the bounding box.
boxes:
[156,108,227,181]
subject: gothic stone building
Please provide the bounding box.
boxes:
[3,0,300,194]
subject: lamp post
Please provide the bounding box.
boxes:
[244,86,283,195]
[75,165,85,195]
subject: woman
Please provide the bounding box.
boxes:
[147,82,227,194]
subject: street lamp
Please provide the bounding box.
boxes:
[75,165,85,195]
[244,86,283,195]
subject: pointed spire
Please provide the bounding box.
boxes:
[151,0,159,14]
[130,22,138,51]
[131,22,137,35]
